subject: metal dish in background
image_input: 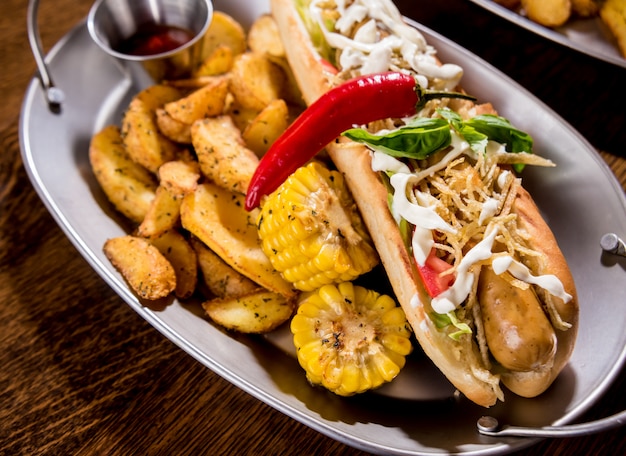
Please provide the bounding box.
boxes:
[19,0,626,454]
[467,0,626,69]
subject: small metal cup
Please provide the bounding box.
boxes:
[87,0,213,89]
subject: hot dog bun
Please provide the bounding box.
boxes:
[270,0,578,407]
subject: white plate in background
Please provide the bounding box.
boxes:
[467,0,626,68]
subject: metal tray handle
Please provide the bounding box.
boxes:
[27,0,65,112]
[478,408,626,438]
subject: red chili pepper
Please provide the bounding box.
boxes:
[417,248,455,298]
[245,71,475,210]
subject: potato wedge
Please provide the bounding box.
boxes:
[225,98,262,132]
[600,0,626,58]
[191,116,259,194]
[521,0,571,27]
[194,44,235,77]
[150,230,198,299]
[103,235,176,300]
[163,76,224,89]
[191,238,259,298]
[248,14,285,57]
[134,84,183,110]
[242,98,289,156]
[267,55,305,107]
[202,289,295,333]
[201,11,247,60]
[229,52,286,112]
[571,0,599,16]
[122,95,180,173]
[89,125,156,223]
[181,183,296,298]
[164,76,230,124]
[158,160,201,197]
[137,185,183,238]
[156,108,192,144]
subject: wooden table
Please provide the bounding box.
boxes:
[1,0,624,454]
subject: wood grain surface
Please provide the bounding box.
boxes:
[1,0,625,455]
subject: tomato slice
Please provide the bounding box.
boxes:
[416,249,455,297]
[320,58,338,75]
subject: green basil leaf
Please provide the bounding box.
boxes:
[342,117,451,159]
[437,108,463,129]
[438,108,488,154]
[458,125,489,154]
[465,114,533,154]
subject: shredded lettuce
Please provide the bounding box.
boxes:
[429,311,472,340]
[294,0,336,65]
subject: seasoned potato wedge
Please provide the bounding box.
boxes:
[164,76,230,125]
[181,183,297,298]
[150,230,198,299]
[248,14,285,57]
[521,0,571,27]
[137,185,183,238]
[104,235,176,300]
[267,55,305,107]
[202,289,295,333]
[225,98,262,132]
[156,108,192,143]
[122,95,181,173]
[191,116,259,194]
[194,44,235,77]
[601,0,626,58]
[191,238,259,298]
[242,98,289,156]
[201,11,247,59]
[134,84,183,110]
[89,125,156,223]
[158,160,201,197]
[229,52,286,112]
[571,0,599,16]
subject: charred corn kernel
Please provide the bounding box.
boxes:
[257,161,378,291]
[291,282,413,396]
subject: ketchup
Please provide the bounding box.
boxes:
[115,23,194,56]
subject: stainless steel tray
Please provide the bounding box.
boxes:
[19,0,626,454]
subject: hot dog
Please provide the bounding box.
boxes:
[253,0,578,407]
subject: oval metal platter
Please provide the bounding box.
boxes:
[19,0,626,454]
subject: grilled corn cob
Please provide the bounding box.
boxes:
[291,282,413,396]
[257,161,378,291]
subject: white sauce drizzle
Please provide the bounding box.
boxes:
[353,19,377,44]
[479,198,499,225]
[492,256,573,303]
[389,172,454,233]
[371,150,410,174]
[309,0,463,89]
[431,227,499,314]
[497,169,510,189]
[411,225,433,266]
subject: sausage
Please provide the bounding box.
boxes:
[478,265,557,372]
